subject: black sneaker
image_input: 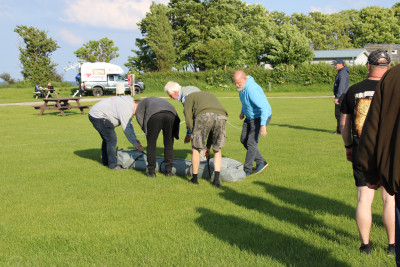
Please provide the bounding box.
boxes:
[359,244,371,254]
[387,244,395,256]
[189,178,199,185]
[146,172,156,178]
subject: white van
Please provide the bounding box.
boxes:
[78,62,145,96]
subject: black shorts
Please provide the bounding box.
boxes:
[353,162,367,187]
[352,140,366,187]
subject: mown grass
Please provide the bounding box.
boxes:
[0,94,395,266]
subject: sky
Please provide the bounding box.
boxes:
[0,0,398,82]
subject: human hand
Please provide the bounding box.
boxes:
[135,143,144,152]
[239,113,244,120]
[334,98,339,104]
[345,148,352,162]
[184,135,191,144]
[204,149,210,158]
[260,126,267,137]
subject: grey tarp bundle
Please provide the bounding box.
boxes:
[117,149,246,182]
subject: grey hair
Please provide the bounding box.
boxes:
[164,81,181,94]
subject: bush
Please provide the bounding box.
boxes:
[134,63,369,93]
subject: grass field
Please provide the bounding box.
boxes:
[0,92,396,266]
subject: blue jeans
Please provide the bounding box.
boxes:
[240,117,270,173]
[396,193,400,266]
[89,115,118,169]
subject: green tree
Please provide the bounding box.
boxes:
[169,0,208,70]
[329,10,358,48]
[137,3,176,72]
[74,37,119,62]
[195,38,235,70]
[291,11,355,50]
[14,25,59,84]
[125,39,157,73]
[353,6,400,47]
[240,4,273,65]
[209,24,246,67]
[266,23,314,68]
[0,73,16,84]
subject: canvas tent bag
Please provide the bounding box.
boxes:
[117,149,246,182]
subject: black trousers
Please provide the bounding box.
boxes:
[146,112,175,173]
[335,95,344,133]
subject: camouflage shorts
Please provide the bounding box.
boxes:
[191,113,227,151]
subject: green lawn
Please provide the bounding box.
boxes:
[0,94,395,266]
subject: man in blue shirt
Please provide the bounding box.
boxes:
[233,70,272,176]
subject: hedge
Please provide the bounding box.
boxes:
[134,63,371,92]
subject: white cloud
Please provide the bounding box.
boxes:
[61,0,169,30]
[310,6,336,14]
[59,29,84,46]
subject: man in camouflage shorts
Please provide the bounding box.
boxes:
[184,92,228,187]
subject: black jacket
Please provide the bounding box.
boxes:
[135,97,180,139]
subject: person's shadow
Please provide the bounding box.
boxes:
[270,123,332,134]
[218,186,355,245]
[254,181,383,227]
[195,207,350,266]
[74,148,102,164]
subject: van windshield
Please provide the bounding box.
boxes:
[115,75,125,81]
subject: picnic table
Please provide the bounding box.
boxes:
[34,87,59,99]
[33,97,91,117]
[44,87,59,98]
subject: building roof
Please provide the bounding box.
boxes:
[313,49,367,59]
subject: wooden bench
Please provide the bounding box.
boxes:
[58,105,91,110]
[33,97,91,117]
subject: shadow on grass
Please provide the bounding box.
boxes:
[218,186,355,245]
[74,148,102,164]
[195,207,350,266]
[255,182,383,227]
[270,123,332,134]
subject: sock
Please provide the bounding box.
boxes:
[213,172,220,185]
[190,174,198,184]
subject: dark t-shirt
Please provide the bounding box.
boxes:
[340,79,379,140]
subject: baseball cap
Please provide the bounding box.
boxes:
[332,59,344,65]
[368,50,391,66]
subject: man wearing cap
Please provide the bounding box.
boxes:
[333,58,350,134]
[340,50,394,254]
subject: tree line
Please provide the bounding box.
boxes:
[127,1,400,72]
[6,0,400,85]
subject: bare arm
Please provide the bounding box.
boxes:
[341,113,352,162]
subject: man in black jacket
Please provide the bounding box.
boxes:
[134,97,180,177]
